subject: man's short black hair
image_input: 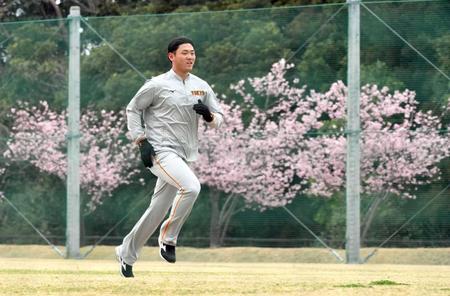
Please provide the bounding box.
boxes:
[167,36,194,53]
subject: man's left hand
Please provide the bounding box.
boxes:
[138,140,156,168]
[193,100,213,122]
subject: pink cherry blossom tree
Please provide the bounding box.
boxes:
[4,101,141,211]
[197,59,450,246]
[195,60,325,246]
[294,82,450,239]
[195,94,309,246]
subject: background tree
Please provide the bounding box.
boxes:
[0,23,67,110]
[230,59,450,242]
[0,0,344,21]
[4,101,142,210]
[79,10,291,110]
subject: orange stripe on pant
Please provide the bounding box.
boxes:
[155,157,185,243]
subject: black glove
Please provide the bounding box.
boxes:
[138,140,156,168]
[193,99,213,122]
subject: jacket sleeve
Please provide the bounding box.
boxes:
[126,81,157,141]
[204,84,224,129]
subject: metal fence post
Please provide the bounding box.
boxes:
[346,0,361,264]
[66,6,81,259]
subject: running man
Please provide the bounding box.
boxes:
[115,36,223,277]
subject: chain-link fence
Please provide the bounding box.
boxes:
[0,1,449,262]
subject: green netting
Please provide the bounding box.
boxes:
[0,1,449,262]
[0,19,68,245]
[361,1,450,105]
[358,1,450,251]
[0,19,69,109]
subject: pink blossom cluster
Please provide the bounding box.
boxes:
[297,82,450,198]
[4,101,141,210]
[196,59,450,208]
[194,99,301,209]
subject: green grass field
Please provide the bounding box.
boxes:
[1,245,449,295]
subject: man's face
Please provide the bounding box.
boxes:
[168,43,196,74]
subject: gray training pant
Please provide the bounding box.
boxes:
[117,151,200,265]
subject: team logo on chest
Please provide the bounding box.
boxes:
[191,90,206,96]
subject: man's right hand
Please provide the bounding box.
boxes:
[138,139,156,168]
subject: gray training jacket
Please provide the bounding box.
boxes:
[126,69,224,162]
